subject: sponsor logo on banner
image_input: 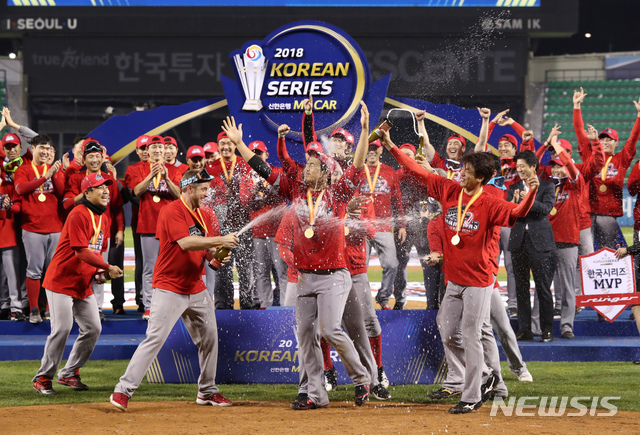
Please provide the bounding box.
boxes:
[577,247,640,322]
[222,20,390,166]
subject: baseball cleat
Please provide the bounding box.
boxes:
[57,373,89,391]
[448,401,482,414]
[428,387,461,400]
[354,384,370,406]
[290,394,318,410]
[371,384,391,400]
[42,310,50,321]
[518,371,533,382]
[378,366,389,388]
[11,311,27,321]
[324,368,338,392]
[142,310,150,321]
[33,376,57,395]
[110,392,129,411]
[29,307,42,324]
[196,393,232,407]
[481,373,497,403]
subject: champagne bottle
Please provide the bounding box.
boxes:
[208,246,231,271]
[417,134,425,157]
[368,118,393,143]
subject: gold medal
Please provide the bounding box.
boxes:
[599,185,607,193]
[451,234,460,246]
[304,227,314,238]
[344,227,350,236]
[550,207,557,216]
[38,193,46,202]
[153,195,161,203]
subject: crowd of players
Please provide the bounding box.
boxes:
[2,87,640,413]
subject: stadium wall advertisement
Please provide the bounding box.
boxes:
[148,310,445,385]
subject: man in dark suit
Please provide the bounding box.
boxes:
[508,150,557,342]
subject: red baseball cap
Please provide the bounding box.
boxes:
[549,156,565,166]
[447,134,466,148]
[82,138,103,157]
[136,135,151,148]
[217,131,229,142]
[599,128,619,141]
[331,128,354,145]
[81,172,113,192]
[203,142,218,154]
[163,136,178,147]
[2,133,21,148]
[557,139,573,154]
[306,141,323,154]
[400,143,416,154]
[148,135,164,145]
[248,140,268,153]
[187,146,205,160]
[499,134,518,148]
[369,139,382,148]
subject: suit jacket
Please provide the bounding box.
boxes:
[507,178,556,252]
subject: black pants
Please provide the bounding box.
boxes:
[214,230,257,310]
[132,228,144,309]
[109,232,126,309]
[511,236,557,335]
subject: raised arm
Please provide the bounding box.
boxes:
[352,101,370,170]
[474,107,491,153]
[572,87,591,159]
[301,97,317,147]
[416,110,435,161]
[621,97,640,163]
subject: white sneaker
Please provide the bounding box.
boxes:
[518,371,533,382]
[378,366,390,389]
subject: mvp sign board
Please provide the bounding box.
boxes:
[577,248,640,322]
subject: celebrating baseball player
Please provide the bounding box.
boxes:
[110,168,238,411]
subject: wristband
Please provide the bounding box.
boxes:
[278,133,285,138]
[305,110,312,115]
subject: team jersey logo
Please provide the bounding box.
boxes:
[32,177,54,195]
[358,176,390,195]
[188,224,205,237]
[147,178,169,193]
[444,206,479,234]
[88,230,104,252]
[602,162,618,180]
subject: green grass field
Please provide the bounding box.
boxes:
[5,361,639,411]
[123,227,637,284]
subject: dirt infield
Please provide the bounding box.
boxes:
[2,401,637,434]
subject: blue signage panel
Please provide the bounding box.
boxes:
[150,309,445,385]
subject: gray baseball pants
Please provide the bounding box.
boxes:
[0,247,26,312]
[115,288,220,398]
[295,270,369,406]
[591,214,619,250]
[91,239,109,312]
[574,227,594,298]
[253,237,288,308]
[555,246,578,334]
[140,235,159,310]
[22,230,60,280]
[367,231,400,307]
[33,290,102,381]
[437,281,493,403]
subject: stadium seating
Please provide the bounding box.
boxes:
[543,79,640,163]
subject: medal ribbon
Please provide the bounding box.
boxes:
[364,163,381,197]
[455,188,483,235]
[87,209,103,249]
[30,161,48,194]
[601,155,613,182]
[447,169,455,180]
[221,155,237,184]
[306,188,326,227]
[180,197,209,236]
[150,162,162,191]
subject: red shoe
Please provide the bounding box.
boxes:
[33,376,57,395]
[110,392,130,411]
[57,370,89,391]
[196,393,232,407]
[380,303,391,310]
[142,310,150,320]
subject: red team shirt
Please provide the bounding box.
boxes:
[152,200,221,295]
[344,202,376,276]
[14,163,65,233]
[548,152,584,245]
[125,162,182,234]
[390,147,533,288]
[356,163,405,232]
[42,205,110,299]
[627,162,640,231]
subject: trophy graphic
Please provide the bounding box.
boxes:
[234,44,268,112]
